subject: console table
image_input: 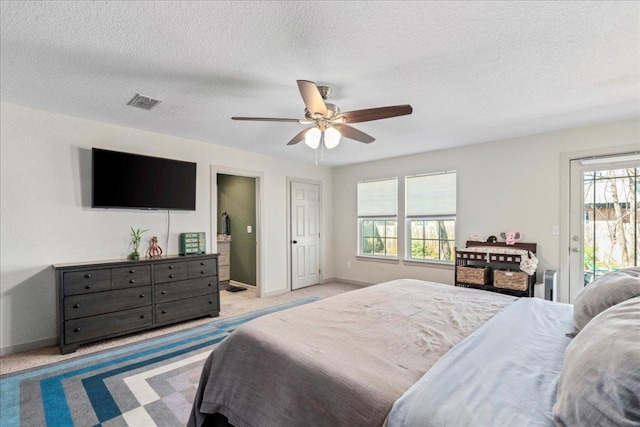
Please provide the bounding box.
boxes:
[55,253,219,354]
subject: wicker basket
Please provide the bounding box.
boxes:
[457,266,491,285]
[494,270,528,291]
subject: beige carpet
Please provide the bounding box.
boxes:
[0,282,360,375]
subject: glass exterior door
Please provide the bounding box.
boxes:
[569,155,639,301]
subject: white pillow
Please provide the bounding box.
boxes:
[573,267,640,331]
[553,296,640,427]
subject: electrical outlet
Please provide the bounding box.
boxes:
[347,261,351,269]
[247,225,252,233]
[552,225,560,236]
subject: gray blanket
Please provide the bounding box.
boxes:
[189,279,515,427]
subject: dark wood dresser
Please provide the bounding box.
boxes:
[55,254,219,354]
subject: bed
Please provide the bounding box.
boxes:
[189,274,640,427]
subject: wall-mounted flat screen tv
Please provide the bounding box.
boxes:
[92,148,197,210]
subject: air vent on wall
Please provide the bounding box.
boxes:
[127,94,161,110]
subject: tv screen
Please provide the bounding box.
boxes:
[92,148,197,210]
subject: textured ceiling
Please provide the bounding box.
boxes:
[1,1,638,166]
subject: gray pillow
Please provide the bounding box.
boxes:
[553,296,640,427]
[573,267,640,331]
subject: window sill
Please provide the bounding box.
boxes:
[403,259,455,270]
[356,255,400,264]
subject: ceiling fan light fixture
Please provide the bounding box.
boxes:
[324,127,341,149]
[304,127,321,149]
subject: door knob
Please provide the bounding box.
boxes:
[292,240,298,244]
[572,247,579,252]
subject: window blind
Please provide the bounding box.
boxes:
[357,178,397,217]
[406,172,456,217]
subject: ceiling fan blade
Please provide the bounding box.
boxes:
[287,126,315,145]
[338,104,413,123]
[297,80,328,116]
[231,117,302,122]
[334,124,375,144]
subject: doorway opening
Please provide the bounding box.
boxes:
[212,166,262,297]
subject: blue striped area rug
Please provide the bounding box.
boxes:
[0,297,319,427]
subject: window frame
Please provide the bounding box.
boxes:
[404,171,457,264]
[357,177,399,259]
[405,216,456,263]
[358,217,398,258]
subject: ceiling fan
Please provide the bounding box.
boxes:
[231,80,413,150]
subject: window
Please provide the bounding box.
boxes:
[357,178,398,257]
[406,172,456,262]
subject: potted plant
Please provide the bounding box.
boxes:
[129,227,148,260]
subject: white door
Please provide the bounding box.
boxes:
[568,154,639,301]
[291,181,321,290]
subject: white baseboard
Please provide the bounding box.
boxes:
[229,280,255,289]
[333,277,374,287]
[265,288,289,297]
[1,336,57,356]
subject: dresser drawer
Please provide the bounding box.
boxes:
[154,261,188,283]
[63,280,111,296]
[112,265,151,289]
[155,276,218,303]
[63,268,110,286]
[155,294,219,324]
[64,306,152,345]
[188,258,217,278]
[64,285,151,320]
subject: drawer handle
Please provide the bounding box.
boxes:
[139,293,145,298]
[201,270,205,275]
[169,274,175,279]
[169,265,174,270]
[129,269,135,273]
[84,285,91,290]
[74,327,81,332]
[129,279,135,284]
[208,283,212,287]
[201,262,205,266]
[84,274,91,279]
[73,303,80,309]
[161,290,167,295]
[140,314,145,319]
[162,310,167,314]
[209,301,213,304]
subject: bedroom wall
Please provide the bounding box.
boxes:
[332,118,639,300]
[0,102,334,355]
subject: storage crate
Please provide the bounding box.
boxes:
[456,266,491,285]
[494,270,528,291]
